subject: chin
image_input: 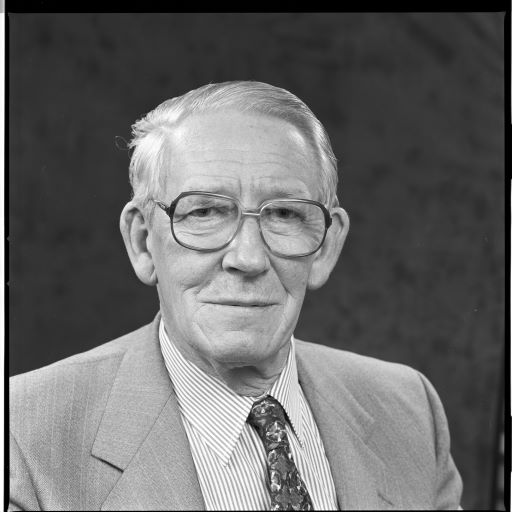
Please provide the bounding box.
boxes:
[203,331,284,366]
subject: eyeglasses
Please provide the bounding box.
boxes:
[153,191,332,258]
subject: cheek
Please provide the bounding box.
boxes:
[274,260,312,298]
[162,256,217,296]
[152,234,218,295]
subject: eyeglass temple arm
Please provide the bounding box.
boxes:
[153,200,171,214]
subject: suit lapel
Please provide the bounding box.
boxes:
[296,343,400,510]
[92,315,205,510]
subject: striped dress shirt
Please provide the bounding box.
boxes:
[159,319,338,511]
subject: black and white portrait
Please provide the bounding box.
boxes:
[8,13,505,510]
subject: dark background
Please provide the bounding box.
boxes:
[9,13,505,510]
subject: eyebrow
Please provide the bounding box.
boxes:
[263,189,311,199]
[181,187,312,201]
[253,181,312,199]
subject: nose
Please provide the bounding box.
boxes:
[221,215,270,276]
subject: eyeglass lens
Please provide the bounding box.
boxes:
[172,194,326,256]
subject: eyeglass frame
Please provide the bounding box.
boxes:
[152,190,333,258]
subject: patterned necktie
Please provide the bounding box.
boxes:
[247,396,314,511]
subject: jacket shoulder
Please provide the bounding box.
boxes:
[9,321,154,440]
[296,338,421,389]
[11,322,152,381]
[295,338,442,427]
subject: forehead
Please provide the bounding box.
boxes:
[163,110,321,202]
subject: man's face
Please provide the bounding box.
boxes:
[148,111,323,377]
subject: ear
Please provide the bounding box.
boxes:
[120,201,158,286]
[307,206,349,290]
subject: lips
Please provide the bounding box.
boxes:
[205,300,277,307]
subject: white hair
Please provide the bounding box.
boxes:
[128,81,339,222]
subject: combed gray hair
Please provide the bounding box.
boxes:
[128,81,339,222]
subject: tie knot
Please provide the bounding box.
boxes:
[249,396,286,421]
[247,396,288,441]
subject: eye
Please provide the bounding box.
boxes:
[186,205,234,219]
[274,207,296,219]
[265,206,303,221]
[189,207,215,217]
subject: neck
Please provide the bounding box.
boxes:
[173,336,291,397]
[213,360,287,396]
[193,339,291,396]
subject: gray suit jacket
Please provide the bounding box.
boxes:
[10,314,462,510]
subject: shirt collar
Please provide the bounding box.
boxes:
[158,318,304,467]
[267,336,303,446]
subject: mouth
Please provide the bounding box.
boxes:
[206,300,277,308]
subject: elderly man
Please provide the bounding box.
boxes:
[10,81,463,510]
